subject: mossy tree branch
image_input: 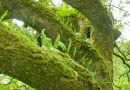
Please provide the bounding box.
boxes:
[0,0,74,44]
[0,22,100,90]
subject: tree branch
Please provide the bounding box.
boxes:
[113,51,130,81]
[0,0,74,44]
[107,5,130,16]
[0,22,100,90]
[113,83,121,90]
[114,43,129,61]
[113,52,130,69]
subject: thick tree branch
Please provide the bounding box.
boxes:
[0,22,100,90]
[0,0,74,44]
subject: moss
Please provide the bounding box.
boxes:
[0,22,100,89]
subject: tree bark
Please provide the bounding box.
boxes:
[0,22,100,90]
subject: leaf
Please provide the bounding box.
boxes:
[73,46,76,58]
[0,10,8,22]
[65,17,70,26]
[66,38,72,53]
[59,41,66,51]
[86,59,92,69]
[3,19,12,23]
[41,0,45,3]
[54,34,60,48]
[3,19,13,27]
[123,13,127,17]
[91,71,99,77]
[81,53,87,65]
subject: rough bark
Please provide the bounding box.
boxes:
[0,22,100,90]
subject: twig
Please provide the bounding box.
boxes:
[109,0,113,12]
[113,43,130,81]
[107,5,130,16]
[115,43,129,61]
[113,83,121,90]
[126,73,130,82]
[113,52,130,81]
[119,70,130,81]
[113,52,130,69]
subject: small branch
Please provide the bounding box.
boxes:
[113,52,130,69]
[126,73,130,82]
[115,43,129,61]
[114,43,130,82]
[113,83,121,90]
[108,0,113,12]
[119,70,130,81]
[113,52,130,81]
[107,5,130,16]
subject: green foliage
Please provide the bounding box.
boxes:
[14,25,38,43]
[0,74,35,90]
[54,34,66,51]
[123,13,128,17]
[40,0,46,3]
[86,59,92,69]
[54,34,60,48]
[81,53,93,70]
[3,19,67,52]
[40,29,52,49]
[73,29,79,39]
[55,2,78,30]
[91,71,99,77]
[40,0,52,4]
[58,41,66,51]
[56,3,77,17]
[81,53,87,65]
[66,38,72,53]
[3,19,38,44]
[73,46,76,58]
[0,10,8,22]
[113,39,130,90]
[100,0,108,3]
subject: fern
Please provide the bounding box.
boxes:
[54,34,60,48]
[66,38,72,53]
[0,10,8,22]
